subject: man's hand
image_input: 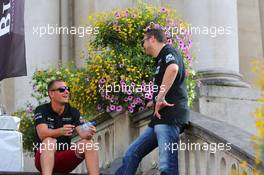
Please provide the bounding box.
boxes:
[79,125,97,140]
[62,124,75,136]
[153,100,174,119]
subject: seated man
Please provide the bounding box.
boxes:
[34,79,99,175]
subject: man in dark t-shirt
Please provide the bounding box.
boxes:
[116,27,189,175]
[34,80,99,175]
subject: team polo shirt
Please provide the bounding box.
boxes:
[149,44,190,128]
[34,103,81,151]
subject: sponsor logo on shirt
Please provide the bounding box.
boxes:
[47,117,54,122]
[155,66,160,74]
[165,54,176,63]
[34,113,42,120]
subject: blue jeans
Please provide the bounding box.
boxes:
[115,124,180,175]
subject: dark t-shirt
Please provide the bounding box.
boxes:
[149,44,190,128]
[34,103,81,152]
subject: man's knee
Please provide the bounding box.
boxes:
[40,137,57,152]
[77,139,98,153]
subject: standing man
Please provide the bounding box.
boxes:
[115,27,190,175]
[34,79,99,175]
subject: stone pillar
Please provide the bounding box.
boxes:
[163,0,248,87]
[260,0,264,56]
[237,0,264,86]
[59,0,75,66]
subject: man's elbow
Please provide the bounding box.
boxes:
[169,64,179,73]
[38,133,48,141]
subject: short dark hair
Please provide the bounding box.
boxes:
[145,28,166,43]
[48,79,65,91]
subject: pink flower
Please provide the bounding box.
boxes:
[136,97,143,104]
[99,78,106,84]
[110,105,116,111]
[167,39,173,45]
[128,108,134,113]
[114,25,121,32]
[131,103,136,108]
[115,12,121,19]
[116,105,123,112]
[128,96,133,101]
[160,7,167,13]
[188,40,193,48]
[127,90,132,95]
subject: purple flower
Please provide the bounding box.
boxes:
[120,80,125,84]
[110,105,116,111]
[128,96,133,101]
[114,25,121,32]
[131,103,136,108]
[188,40,193,47]
[116,105,123,112]
[144,93,153,100]
[167,39,173,45]
[26,105,33,113]
[131,14,136,18]
[128,108,134,113]
[186,54,192,63]
[99,78,106,84]
[154,24,161,29]
[124,97,128,102]
[119,64,124,68]
[127,90,132,95]
[160,7,167,13]
[136,97,143,104]
[115,12,121,19]
[97,105,101,111]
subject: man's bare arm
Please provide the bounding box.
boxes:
[36,124,74,141]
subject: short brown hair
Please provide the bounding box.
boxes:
[47,79,65,91]
[145,28,166,43]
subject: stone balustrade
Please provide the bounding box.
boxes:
[72,110,264,175]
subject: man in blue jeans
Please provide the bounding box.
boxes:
[115,27,190,175]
